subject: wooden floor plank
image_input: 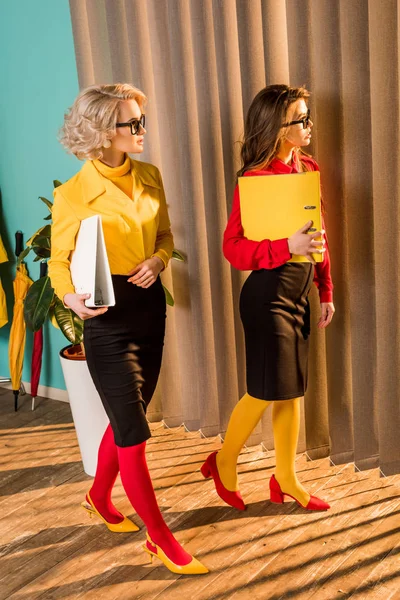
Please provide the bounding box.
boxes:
[219,470,399,600]
[134,456,348,600]
[179,462,352,600]
[348,537,400,599]
[1,426,215,599]
[1,390,400,600]
[306,474,400,600]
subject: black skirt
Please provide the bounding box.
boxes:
[84,275,166,447]
[239,263,314,401]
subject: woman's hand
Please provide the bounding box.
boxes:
[288,221,326,264]
[318,302,335,329]
[127,257,164,288]
[63,293,108,320]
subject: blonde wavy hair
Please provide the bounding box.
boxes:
[60,83,147,160]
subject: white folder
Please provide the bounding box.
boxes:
[70,215,115,308]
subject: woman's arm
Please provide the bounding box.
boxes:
[302,157,334,303]
[151,169,174,269]
[48,188,80,302]
[128,168,174,288]
[313,222,334,303]
[223,185,291,271]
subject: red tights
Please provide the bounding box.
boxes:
[89,424,191,566]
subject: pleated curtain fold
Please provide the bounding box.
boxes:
[69,0,400,476]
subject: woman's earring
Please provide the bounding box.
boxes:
[103,139,111,149]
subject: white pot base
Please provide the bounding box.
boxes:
[60,348,109,476]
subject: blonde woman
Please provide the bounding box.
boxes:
[48,84,207,575]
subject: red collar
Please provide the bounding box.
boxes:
[268,157,300,174]
[243,156,300,177]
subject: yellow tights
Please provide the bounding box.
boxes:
[216,393,310,506]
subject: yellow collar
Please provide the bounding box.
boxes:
[93,155,131,178]
[80,158,160,204]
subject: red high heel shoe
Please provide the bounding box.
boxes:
[269,474,330,511]
[200,451,246,511]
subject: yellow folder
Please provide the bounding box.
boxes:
[238,170,323,263]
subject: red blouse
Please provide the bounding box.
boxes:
[223,155,333,303]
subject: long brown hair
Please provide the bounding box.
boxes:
[238,84,311,178]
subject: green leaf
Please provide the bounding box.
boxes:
[31,230,51,260]
[26,224,51,247]
[163,284,174,307]
[33,246,51,259]
[54,296,84,344]
[44,214,52,221]
[32,234,51,248]
[53,180,63,188]
[36,224,51,238]
[16,246,31,266]
[24,276,54,331]
[48,303,60,329]
[39,196,53,212]
[172,249,185,262]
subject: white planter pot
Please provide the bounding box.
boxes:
[59,346,109,477]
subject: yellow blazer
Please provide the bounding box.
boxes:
[48,158,174,301]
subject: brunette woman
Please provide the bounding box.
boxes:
[201,84,334,512]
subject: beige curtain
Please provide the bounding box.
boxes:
[69,0,400,476]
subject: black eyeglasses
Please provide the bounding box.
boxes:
[116,114,146,135]
[282,109,311,129]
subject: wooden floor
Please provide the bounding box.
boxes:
[1,389,400,600]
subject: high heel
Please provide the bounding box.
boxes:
[81,491,140,532]
[200,451,246,511]
[269,474,330,511]
[142,533,209,575]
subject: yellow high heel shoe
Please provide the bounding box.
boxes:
[143,533,209,575]
[81,492,139,533]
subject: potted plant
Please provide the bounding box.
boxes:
[22,180,183,476]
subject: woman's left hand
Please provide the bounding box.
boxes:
[318,302,335,329]
[127,257,164,288]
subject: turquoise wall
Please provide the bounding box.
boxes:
[0,0,80,391]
